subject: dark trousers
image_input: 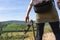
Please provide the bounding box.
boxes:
[36,21,60,40]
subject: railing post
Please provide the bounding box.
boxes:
[30,20,36,40]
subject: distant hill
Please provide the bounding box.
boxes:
[0,20,26,24]
[0,20,35,25]
[0,20,60,25]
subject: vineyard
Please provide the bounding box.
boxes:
[0,21,55,40]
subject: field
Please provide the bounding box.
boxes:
[0,24,55,40]
[1,32,56,40]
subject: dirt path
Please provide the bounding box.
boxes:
[25,32,56,40]
[42,32,56,40]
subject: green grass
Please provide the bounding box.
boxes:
[0,23,53,40]
[44,24,52,33]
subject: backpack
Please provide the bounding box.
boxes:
[34,0,54,13]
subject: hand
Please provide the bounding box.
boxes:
[24,30,27,34]
[25,15,29,23]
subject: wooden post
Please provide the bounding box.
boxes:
[30,20,36,40]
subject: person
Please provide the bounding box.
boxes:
[25,0,60,40]
[57,0,60,9]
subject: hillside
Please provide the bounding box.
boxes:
[0,20,60,25]
[0,20,26,24]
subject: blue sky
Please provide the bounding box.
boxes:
[0,0,60,22]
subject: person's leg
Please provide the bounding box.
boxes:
[36,23,45,40]
[49,21,60,40]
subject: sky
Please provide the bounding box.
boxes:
[0,0,60,22]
